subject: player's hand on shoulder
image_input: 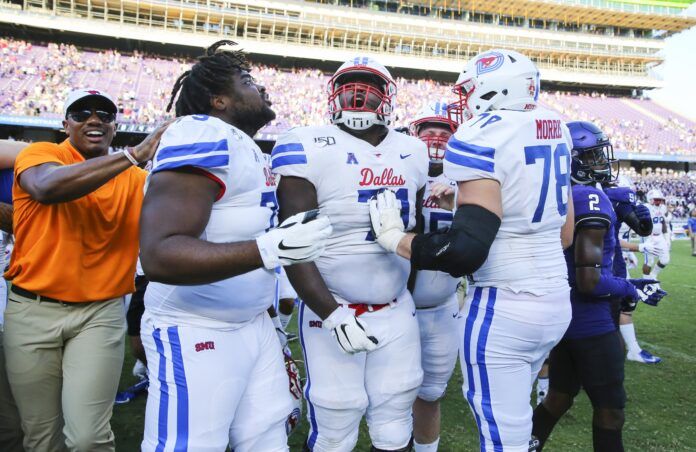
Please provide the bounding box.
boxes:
[369,190,406,253]
[628,278,668,306]
[131,119,175,163]
[256,209,333,270]
[322,305,379,354]
[430,183,455,211]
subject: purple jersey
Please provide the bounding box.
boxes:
[604,186,637,279]
[564,184,617,339]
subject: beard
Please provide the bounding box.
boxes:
[233,102,276,136]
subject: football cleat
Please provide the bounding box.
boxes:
[627,349,662,364]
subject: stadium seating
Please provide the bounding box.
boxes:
[1,38,694,157]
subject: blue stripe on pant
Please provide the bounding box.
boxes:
[168,327,189,451]
[153,329,169,452]
[476,288,502,452]
[299,303,319,450]
[463,287,485,448]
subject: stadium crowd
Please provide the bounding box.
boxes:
[2,38,695,156]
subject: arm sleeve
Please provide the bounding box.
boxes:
[443,117,502,185]
[270,130,311,181]
[14,142,65,179]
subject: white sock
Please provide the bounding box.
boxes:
[414,438,440,452]
[620,323,641,354]
[537,376,549,395]
[650,264,664,279]
[279,311,293,330]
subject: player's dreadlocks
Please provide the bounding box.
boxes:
[167,40,250,117]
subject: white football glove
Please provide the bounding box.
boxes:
[638,241,666,256]
[323,305,379,354]
[368,190,406,253]
[256,209,332,270]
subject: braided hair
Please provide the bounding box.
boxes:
[167,40,250,117]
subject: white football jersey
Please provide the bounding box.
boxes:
[144,115,278,328]
[272,125,428,304]
[411,175,461,307]
[444,108,571,294]
[646,203,666,236]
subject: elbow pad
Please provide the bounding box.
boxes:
[591,273,637,299]
[410,204,501,277]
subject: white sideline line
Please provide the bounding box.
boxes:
[639,341,696,364]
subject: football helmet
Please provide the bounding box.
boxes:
[449,49,539,123]
[646,189,665,206]
[328,56,397,130]
[409,100,458,162]
[567,121,618,184]
[616,174,636,191]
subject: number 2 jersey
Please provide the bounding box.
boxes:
[564,184,618,339]
[144,115,278,328]
[272,125,428,305]
[443,108,572,294]
[411,175,460,307]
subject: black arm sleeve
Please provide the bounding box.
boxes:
[410,204,501,278]
[623,211,653,237]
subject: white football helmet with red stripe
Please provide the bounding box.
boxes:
[409,100,458,162]
[449,49,539,123]
[328,56,397,130]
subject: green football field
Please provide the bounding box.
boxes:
[112,241,696,451]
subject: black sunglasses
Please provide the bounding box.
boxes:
[67,109,116,123]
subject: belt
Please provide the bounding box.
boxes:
[347,298,396,317]
[10,285,91,305]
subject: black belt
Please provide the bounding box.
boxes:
[10,285,92,304]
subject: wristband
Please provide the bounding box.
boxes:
[121,148,139,166]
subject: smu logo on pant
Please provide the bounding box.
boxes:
[195,341,215,352]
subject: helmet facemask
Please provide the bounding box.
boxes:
[571,143,618,185]
[411,121,454,163]
[328,68,396,131]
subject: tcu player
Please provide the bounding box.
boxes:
[371,49,575,451]
[408,101,460,452]
[642,189,670,281]
[273,56,428,451]
[603,176,663,364]
[531,121,666,451]
[139,41,332,452]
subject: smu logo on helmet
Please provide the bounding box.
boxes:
[475,52,504,75]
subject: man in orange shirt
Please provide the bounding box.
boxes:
[3,88,168,452]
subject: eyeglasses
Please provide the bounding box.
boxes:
[67,109,116,123]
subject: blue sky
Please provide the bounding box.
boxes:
[648,3,696,120]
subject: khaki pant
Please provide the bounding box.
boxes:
[0,329,25,452]
[3,291,125,452]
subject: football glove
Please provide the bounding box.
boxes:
[369,190,406,253]
[256,209,332,270]
[638,242,660,256]
[635,204,652,229]
[629,278,668,307]
[323,305,379,354]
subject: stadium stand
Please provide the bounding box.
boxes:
[1,38,694,155]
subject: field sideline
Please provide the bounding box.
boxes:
[112,241,696,451]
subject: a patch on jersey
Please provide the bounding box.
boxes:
[346,152,359,165]
[314,136,336,147]
[475,52,504,75]
[271,142,307,169]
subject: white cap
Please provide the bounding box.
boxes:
[63,88,117,117]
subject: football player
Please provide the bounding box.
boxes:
[408,101,460,452]
[641,189,670,281]
[603,176,663,364]
[370,49,575,451]
[531,121,667,452]
[138,41,332,452]
[273,56,429,452]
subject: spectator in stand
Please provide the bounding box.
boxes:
[2,88,168,451]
